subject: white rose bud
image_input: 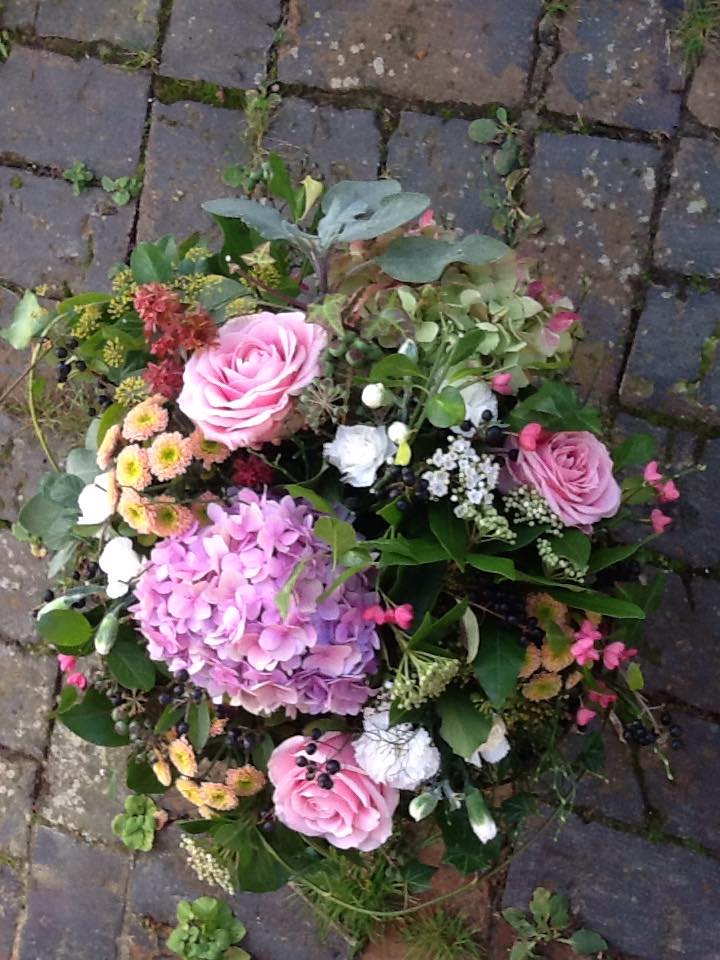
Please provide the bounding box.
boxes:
[77,472,115,526]
[467,716,511,768]
[387,421,411,445]
[361,383,387,409]
[465,788,498,844]
[323,425,396,488]
[94,610,119,655]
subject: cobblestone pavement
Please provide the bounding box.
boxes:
[0,2,718,958]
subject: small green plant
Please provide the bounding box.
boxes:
[468,108,521,174]
[677,0,720,68]
[119,48,158,72]
[222,86,282,193]
[166,896,250,960]
[544,0,570,17]
[111,794,158,851]
[0,29,11,63]
[62,160,94,196]
[402,910,485,960]
[503,887,608,959]
[101,173,143,206]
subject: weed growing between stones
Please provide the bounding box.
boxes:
[677,0,720,68]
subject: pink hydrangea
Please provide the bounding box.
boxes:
[131,490,379,717]
[268,733,399,851]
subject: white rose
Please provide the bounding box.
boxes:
[387,421,411,444]
[456,380,498,431]
[323,425,395,488]
[361,383,387,409]
[353,709,441,790]
[99,537,142,599]
[77,472,115,526]
[467,716,510,768]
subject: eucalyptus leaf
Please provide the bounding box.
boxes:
[202,197,303,242]
[378,234,510,283]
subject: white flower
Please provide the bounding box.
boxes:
[387,421,411,444]
[361,383,387,409]
[455,380,498,430]
[324,425,395,488]
[99,537,142,599]
[466,788,498,844]
[77,472,114,526]
[467,716,510,768]
[354,708,441,790]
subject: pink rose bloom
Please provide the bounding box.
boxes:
[177,311,327,450]
[268,733,398,852]
[505,430,621,530]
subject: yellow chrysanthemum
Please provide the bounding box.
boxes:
[152,759,172,787]
[200,782,239,811]
[175,776,204,806]
[116,444,152,490]
[148,497,195,538]
[148,432,192,482]
[189,428,230,469]
[96,423,122,471]
[118,489,152,534]
[168,737,198,777]
[522,672,563,702]
[518,644,542,680]
[225,765,266,797]
[122,399,168,442]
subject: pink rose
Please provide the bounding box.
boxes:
[505,430,621,529]
[177,311,327,450]
[268,733,398,852]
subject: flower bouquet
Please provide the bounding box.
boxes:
[4,164,683,928]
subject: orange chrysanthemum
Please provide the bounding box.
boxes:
[152,759,172,787]
[122,398,168,442]
[518,644,542,679]
[148,497,195,538]
[523,672,563,702]
[168,737,198,777]
[225,765,266,797]
[118,489,152,534]
[116,444,152,490]
[96,423,122,470]
[175,776,203,806]
[189,428,231,469]
[200,782,239,811]
[148,431,192,481]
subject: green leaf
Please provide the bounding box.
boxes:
[429,498,468,567]
[502,908,537,938]
[188,701,211,751]
[60,688,130,746]
[202,197,302,242]
[275,559,308,621]
[409,601,467,647]
[377,234,510,283]
[548,892,571,930]
[437,690,492,758]
[437,803,502,874]
[569,929,608,955]
[468,118,501,143]
[546,588,645,619]
[314,516,357,566]
[398,860,437,893]
[283,484,333,513]
[426,385,465,428]
[268,153,300,216]
[529,886,552,927]
[127,760,166,794]
[509,381,603,434]
[493,137,518,175]
[509,941,534,960]
[97,402,124,444]
[107,635,156,692]
[130,241,174,284]
[473,622,524,709]
[332,191,431,244]
[1,291,50,348]
[467,553,517,580]
[65,447,100,484]
[37,609,91,648]
[54,684,80,715]
[548,529,591,568]
[588,540,644,574]
[627,661,644,691]
[370,353,423,381]
[612,433,657,471]
[19,494,77,550]
[155,703,183,734]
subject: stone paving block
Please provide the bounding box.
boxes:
[640,712,720,856]
[0,45,149,177]
[567,727,645,825]
[124,826,350,960]
[0,168,134,295]
[655,138,720,278]
[642,574,720,712]
[39,720,130,845]
[0,752,37,857]
[18,825,129,960]
[161,0,281,88]
[385,112,500,234]
[0,0,35,28]
[688,45,720,129]
[0,865,24,960]
[523,133,661,400]
[278,0,541,107]
[503,811,720,960]
[0,642,56,758]
[620,285,720,424]
[137,100,247,243]
[545,0,683,134]
[266,96,380,183]
[35,0,162,49]
[0,530,52,642]
[655,437,717,569]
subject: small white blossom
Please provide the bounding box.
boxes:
[467,716,510,768]
[77,472,114,526]
[324,425,395,487]
[99,537,142,599]
[354,708,441,790]
[454,380,498,432]
[361,382,387,409]
[387,421,411,445]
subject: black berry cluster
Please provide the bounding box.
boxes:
[385,465,429,512]
[295,728,341,789]
[470,583,545,648]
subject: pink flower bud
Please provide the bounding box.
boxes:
[588,689,618,709]
[362,605,386,625]
[547,310,579,333]
[576,706,597,727]
[491,372,513,395]
[391,604,414,631]
[658,480,680,503]
[518,421,549,452]
[643,460,663,485]
[57,654,78,673]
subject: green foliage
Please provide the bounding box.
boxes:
[101,174,143,206]
[677,0,720,67]
[63,160,95,195]
[473,622,525,708]
[509,381,603,434]
[437,690,492,758]
[59,688,130,747]
[377,234,510,283]
[1,291,50,349]
[402,910,485,960]
[166,897,249,960]
[112,794,158,852]
[503,886,607,958]
[107,631,157,691]
[0,29,12,63]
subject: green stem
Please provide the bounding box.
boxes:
[27,342,60,471]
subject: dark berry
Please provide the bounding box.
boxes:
[55,346,68,359]
[98,395,112,408]
[306,762,317,775]
[110,694,124,707]
[261,820,274,832]
[401,467,415,484]
[317,773,333,790]
[174,669,189,682]
[460,419,473,432]
[191,688,203,702]
[176,721,189,735]
[296,756,308,767]
[481,409,493,422]
[71,570,81,581]
[242,733,256,751]
[72,598,86,609]
[310,727,322,741]
[86,562,99,577]
[305,769,316,781]
[660,712,672,726]
[388,484,404,499]
[396,499,410,512]
[215,704,230,718]
[519,635,532,648]
[42,589,54,603]
[57,362,70,378]
[225,732,238,747]
[74,360,87,372]
[305,741,317,755]
[158,692,171,706]
[172,684,185,697]
[671,738,683,750]
[485,425,505,445]
[527,617,538,627]
[87,406,97,417]
[325,759,340,774]
[66,337,79,350]
[669,723,682,737]
[387,466,402,481]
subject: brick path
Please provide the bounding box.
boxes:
[0,2,718,958]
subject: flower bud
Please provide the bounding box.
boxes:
[465,787,498,844]
[409,792,439,822]
[94,609,119,655]
[361,383,387,409]
[388,421,411,444]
